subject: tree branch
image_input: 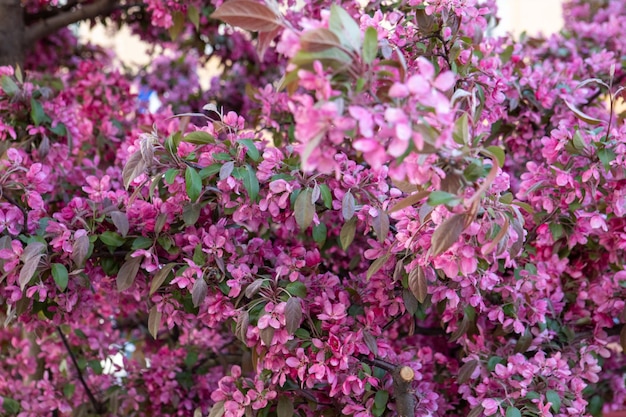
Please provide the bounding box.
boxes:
[357,355,416,417]
[56,326,106,414]
[24,0,119,45]
[24,0,81,26]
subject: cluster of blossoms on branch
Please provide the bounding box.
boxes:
[1,0,626,416]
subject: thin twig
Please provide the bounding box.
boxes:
[56,326,105,414]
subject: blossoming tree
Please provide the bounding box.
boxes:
[1,0,626,416]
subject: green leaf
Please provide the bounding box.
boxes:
[485,145,505,167]
[30,98,49,126]
[242,164,259,201]
[213,152,232,161]
[188,5,200,30]
[526,391,540,400]
[453,113,469,144]
[487,356,504,371]
[164,168,178,184]
[285,281,307,298]
[313,223,327,246]
[546,390,561,413]
[199,164,221,178]
[238,138,260,161]
[549,222,563,240]
[183,202,201,226]
[505,407,521,417]
[49,123,67,136]
[89,359,103,374]
[63,383,75,399]
[362,26,378,64]
[292,48,353,70]
[51,263,69,292]
[131,237,153,250]
[182,131,215,145]
[329,4,362,51]
[169,10,185,40]
[340,217,357,250]
[427,191,461,206]
[100,231,125,248]
[372,390,389,417]
[277,397,294,417]
[319,184,333,209]
[572,130,585,150]
[598,148,616,170]
[1,75,19,96]
[185,166,202,202]
[2,397,20,413]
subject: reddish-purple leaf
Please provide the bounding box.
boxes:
[235,310,250,343]
[390,190,430,213]
[342,191,356,220]
[192,276,208,307]
[19,241,46,290]
[402,289,418,315]
[564,100,603,125]
[150,263,176,296]
[449,317,469,342]
[300,28,342,52]
[515,328,533,353]
[259,325,275,346]
[211,0,283,32]
[294,188,315,230]
[366,253,390,281]
[362,330,378,355]
[110,211,129,237]
[372,209,390,243]
[219,161,234,180]
[256,27,282,60]
[277,397,294,417]
[122,150,147,189]
[393,259,404,282]
[72,234,90,267]
[457,360,479,384]
[468,406,485,417]
[148,305,161,339]
[408,265,428,303]
[245,279,265,298]
[285,297,302,335]
[483,216,510,255]
[430,213,466,257]
[117,256,141,292]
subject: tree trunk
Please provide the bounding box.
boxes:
[0,0,24,68]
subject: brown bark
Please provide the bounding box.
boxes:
[24,0,119,46]
[0,0,120,68]
[0,0,25,67]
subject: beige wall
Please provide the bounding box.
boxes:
[79,1,566,76]
[495,0,564,37]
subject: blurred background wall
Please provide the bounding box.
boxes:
[78,0,566,77]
